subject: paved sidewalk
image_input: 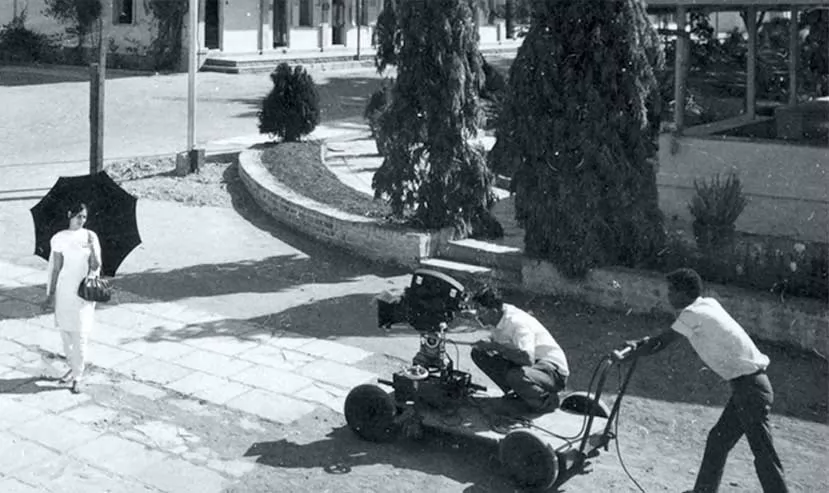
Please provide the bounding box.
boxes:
[0,258,389,492]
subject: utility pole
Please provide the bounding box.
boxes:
[178,0,203,175]
[89,12,107,175]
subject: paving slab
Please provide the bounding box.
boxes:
[120,420,201,452]
[95,306,185,336]
[11,385,91,413]
[120,340,198,362]
[86,341,141,368]
[86,326,141,346]
[236,343,315,370]
[296,359,379,389]
[0,399,45,430]
[0,477,42,493]
[59,403,121,426]
[11,413,103,452]
[225,388,317,424]
[181,335,262,356]
[294,338,372,365]
[5,326,63,354]
[167,371,237,396]
[0,432,62,475]
[294,382,347,413]
[0,319,44,340]
[191,380,254,406]
[135,456,228,493]
[69,434,167,478]
[119,379,169,401]
[206,458,257,478]
[0,299,42,321]
[229,364,315,394]
[12,455,158,493]
[111,355,194,385]
[172,348,255,378]
[0,338,26,354]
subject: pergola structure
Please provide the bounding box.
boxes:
[647,0,829,133]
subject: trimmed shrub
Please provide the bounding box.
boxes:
[258,63,320,142]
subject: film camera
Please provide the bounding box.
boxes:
[376,269,486,407]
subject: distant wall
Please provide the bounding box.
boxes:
[657,133,829,243]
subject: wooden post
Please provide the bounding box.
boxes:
[89,15,106,175]
[259,0,267,53]
[746,6,757,119]
[789,7,799,105]
[673,5,688,133]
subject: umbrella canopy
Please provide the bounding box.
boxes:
[30,171,141,277]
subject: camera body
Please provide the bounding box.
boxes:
[376,270,477,408]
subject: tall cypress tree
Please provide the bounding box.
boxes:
[495,0,665,276]
[372,0,501,238]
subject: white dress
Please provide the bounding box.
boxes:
[50,229,97,334]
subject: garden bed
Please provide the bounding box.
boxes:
[257,141,391,219]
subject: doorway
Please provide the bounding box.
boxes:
[332,0,346,45]
[205,0,220,49]
[273,0,288,47]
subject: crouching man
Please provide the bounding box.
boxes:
[469,287,569,414]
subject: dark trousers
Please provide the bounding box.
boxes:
[694,372,788,493]
[471,347,567,411]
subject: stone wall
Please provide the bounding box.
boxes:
[238,149,453,269]
[522,258,828,354]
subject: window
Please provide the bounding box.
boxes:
[299,0,312,27]
[114,0,134,25]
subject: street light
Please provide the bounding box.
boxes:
[179,0,203,175]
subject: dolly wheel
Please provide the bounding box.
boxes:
[499,429,558,491]
[344,384,399,443]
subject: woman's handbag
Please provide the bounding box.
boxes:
[78,276,112,302]
[77,230,111,302]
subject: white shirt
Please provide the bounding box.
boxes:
[671,297,769,381]
[492,304,569,376]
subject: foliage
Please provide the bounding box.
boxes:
[652,233,828,302]
[371,0,501,239]
[496,0,665,277]
[688,10,719,69]
[43,0,101,51]
[0,9,55,63]
[363,79,394,153]
[373,0,399,73]
[689,172,748,226]
[258,63,320,142]
[146,0,188,71]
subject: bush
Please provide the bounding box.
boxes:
[689,172,748,253]
[0,10,54,63]
[652,233,828,302]
[258,63,320,142]
[363,79,393,150]
[498,0,665,277]
[371,0,501,239]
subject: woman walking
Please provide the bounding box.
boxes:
[41,202,102,394]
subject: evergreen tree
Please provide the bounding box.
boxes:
[372,0,501,238]
[496,0,665,276]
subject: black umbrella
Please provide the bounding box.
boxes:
[30,171,141,277]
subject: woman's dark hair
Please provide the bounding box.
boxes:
[67,202,88,219]
[666,268,703,299]
[472,286,504,310]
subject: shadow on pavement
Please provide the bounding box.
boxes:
[0,376,66,395]
[244,425,520,493]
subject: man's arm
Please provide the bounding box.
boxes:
[630,329,682,356]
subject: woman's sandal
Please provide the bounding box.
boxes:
[70,380,82,394]
[58,370,73,384]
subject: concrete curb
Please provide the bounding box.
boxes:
[237,145,454,269]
